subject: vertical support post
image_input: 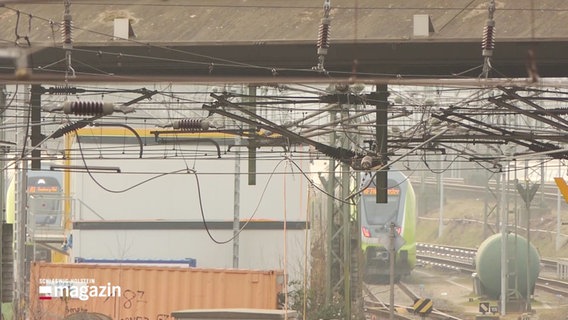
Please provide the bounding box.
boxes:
[375,84,388,203]
[496,176,501,231]
[557,160,562,251]
[0,84,4,317]
[540,162,545,209]
[14,86,31,320]
[483,184,488,239]
[30,85,42,170]
[389,222,395,320]
[64,132,73,234]
[524,179,532,313]
[324,97,355,319]
[233,136,241,269]
[15,157,28,320]
[500,169,507,316]
[247,85,257,186]
[483,169,499,240]
[517,161,539,313]
[341,160,351,319]
[421,167,426,216]
[325,111,337,305]
[352,170,362,314]
[438,153,444,238]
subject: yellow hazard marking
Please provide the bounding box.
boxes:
[419,300,433,313]
[554,177,568,203]
[413,298,433,314]
[413,300,422,310]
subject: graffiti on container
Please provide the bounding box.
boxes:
[121,289,146,309]
[68,288,168,320]
[65,306,88,314]
[103,289,147,309]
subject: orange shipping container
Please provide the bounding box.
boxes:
[29,262,284,320]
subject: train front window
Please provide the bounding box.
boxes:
[361,186,401,225]
[28,176,63,227]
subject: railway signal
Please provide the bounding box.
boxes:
[479,302,489,314]
[476,302,500,320]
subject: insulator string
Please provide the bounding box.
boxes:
[313,0,331,73]
[63,101,114,116]
[480,0,496,79]
[62,0,75,82]
[173,118,211,131]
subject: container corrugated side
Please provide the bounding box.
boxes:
[29,262,284,320]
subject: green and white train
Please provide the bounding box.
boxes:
[359,170,417,281]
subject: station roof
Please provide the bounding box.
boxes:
[0,0,568,83]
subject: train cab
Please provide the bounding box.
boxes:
[359,170,416,281]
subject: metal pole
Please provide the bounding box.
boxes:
[341,161,351,319]
[557,160,562,251]
[525,180,531,313]
[15,156,28,320]
[389,222,395,320]
[325,111,337,304]
[0,84,4,318]
[496,175,501,232]
[500,169,507,316]
[483,175,488,239]
[375,84,388,204]
[420,168,426,216]
[30,85,42,170]
[247,85,257,186]
[540,162,545,209]
[14,86,30,320]
[438,154,444,238]
[232,136,241,268]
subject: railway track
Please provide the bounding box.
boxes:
[417,243,568,297]
[363,283,464,320]
[412,177,564,201]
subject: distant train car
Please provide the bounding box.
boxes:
[6,170,63,228]
[28,175,63,227]
[359,170,416,281]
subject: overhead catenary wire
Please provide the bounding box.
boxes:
[1,76,568,176]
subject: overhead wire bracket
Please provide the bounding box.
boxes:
[205,92,371,169]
